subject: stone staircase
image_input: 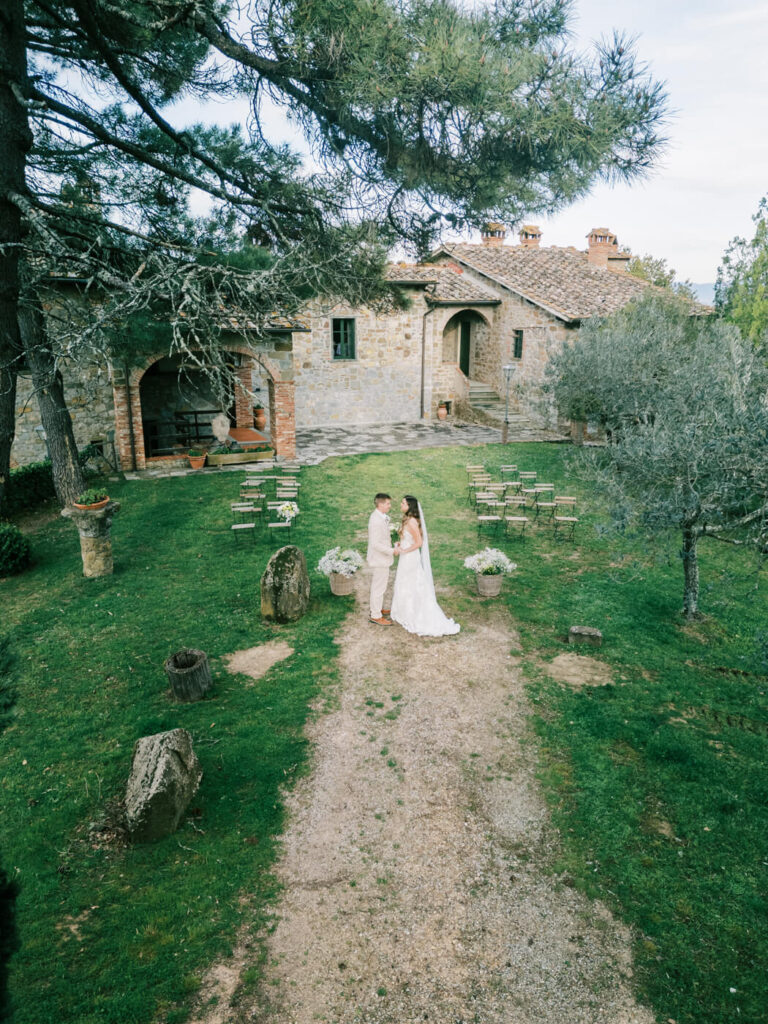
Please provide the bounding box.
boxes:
[467,380,505,418]
[464,379,568,441]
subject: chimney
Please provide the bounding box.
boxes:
[607,251,631,274]
[586,227,620,267]
[481,222,506,247]
[519,224,542,248]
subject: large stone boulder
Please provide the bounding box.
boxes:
[261,545,310,622]
[125,729,202,842]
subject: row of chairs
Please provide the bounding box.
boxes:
[467,463,580,541]
[231,468,302,542]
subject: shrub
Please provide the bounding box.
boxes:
[0,523,31,577]
[5,461,56,516]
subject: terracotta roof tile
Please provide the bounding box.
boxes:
[385,262,500,305]
[434,244,656,321]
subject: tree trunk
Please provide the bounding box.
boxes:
[164,649,213,702]
[0,0,32,516]
[681,524,700,619]
[18,278,85,506]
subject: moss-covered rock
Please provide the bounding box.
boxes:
[261,545,310,622]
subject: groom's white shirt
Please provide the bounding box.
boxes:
[367,509,394,568]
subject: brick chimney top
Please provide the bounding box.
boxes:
[586,227,620,267]
[519,224,542,248]
[481,222,506,246]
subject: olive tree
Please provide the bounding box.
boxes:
[548,294,768,618]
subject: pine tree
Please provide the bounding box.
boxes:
[1,0,669,512]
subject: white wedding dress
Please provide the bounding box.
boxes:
[390,505,460,637]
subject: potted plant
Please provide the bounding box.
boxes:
[187,448,206,470]
[73,487,110,511]
[437,401,448,421]
[254,403,267,431]
[464,547,517,597]
[317,546,364,595]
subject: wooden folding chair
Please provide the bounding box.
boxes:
[534,499,557,522]
[505,515,529,538]
[477,514,503,539]
[500,464,518,480]
[231,521,257,543]
[554,496,577,512]
[553,515,579,541]
[519,471,538,483]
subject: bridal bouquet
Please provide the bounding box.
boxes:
[277,501,300,522]
[317,547,364,578]
[464,548,517,576]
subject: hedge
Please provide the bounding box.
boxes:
[5,446,101,517]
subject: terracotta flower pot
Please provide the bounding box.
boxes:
[437,405,448,420]
[254,408,267,430]
[476,573,503,597]
[188,455,206,470]
[329,572,356,595]
[73,497,110,511]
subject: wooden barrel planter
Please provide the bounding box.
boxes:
[164,648,213,701]
[329,572,356,596]
[475,573,503,597]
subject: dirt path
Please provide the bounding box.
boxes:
[193,584,652,1024]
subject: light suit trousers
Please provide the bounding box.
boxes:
[369,566,390,618]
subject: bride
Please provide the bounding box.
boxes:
[390,495,460,637]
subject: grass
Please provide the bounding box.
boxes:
[1,442,767,1024]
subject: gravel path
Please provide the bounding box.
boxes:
[192,585,652,1024]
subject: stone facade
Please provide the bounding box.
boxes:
[292,294,426,426]
[12,228,654,468]
[12,361,115,468]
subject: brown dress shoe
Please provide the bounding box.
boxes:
[369,616,394,626]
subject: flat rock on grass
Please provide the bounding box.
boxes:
[224,641,294,682]
[545,652,614,688]
[191,604,650,1024]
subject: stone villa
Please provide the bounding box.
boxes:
[12,225,654,469]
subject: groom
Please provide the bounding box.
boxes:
[367,492,394,626]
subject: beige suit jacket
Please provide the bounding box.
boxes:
[366,510,394,568]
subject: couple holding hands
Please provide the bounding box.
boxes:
[366,492,460,638]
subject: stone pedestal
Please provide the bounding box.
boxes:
[62,500,121,577]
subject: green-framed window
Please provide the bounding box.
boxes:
[513,329,524,359]
[332,318,356,360]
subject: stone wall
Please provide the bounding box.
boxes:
[292,294,426,426]
[11,361,115,468]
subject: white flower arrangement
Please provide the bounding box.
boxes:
[464,548,517,576]
[389,519,401,536]
[317,547,365,577]
[277,501,300,521]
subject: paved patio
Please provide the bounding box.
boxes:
[122,420,572,478]
[295,421,501,464]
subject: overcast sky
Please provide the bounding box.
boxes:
[532,0,768,284]
[176,1,767,285]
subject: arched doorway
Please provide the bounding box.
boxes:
[112,343,296,469]
[441,310,491,382]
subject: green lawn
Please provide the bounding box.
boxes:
[1,443,766,1024]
